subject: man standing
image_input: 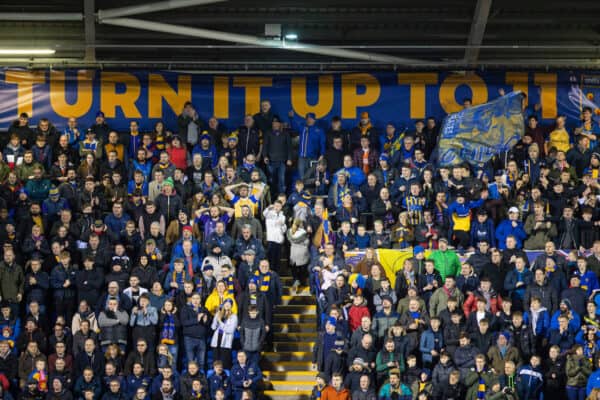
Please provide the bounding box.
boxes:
[0,248,24,316]
[289,111,326,179]
[263,116,292,197]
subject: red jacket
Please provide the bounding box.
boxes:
[463,289,503,318]
[167,146,188,170]
[348,303,371,332]
[322,385,351,400]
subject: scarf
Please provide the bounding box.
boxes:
[314,383,325,400]
[32,369,47,392]
[169,270,187,296]
[255,270,271,292]
[477,375,486,399]
[359,121,372,135]
[160,313,176,345]
[530,307,546,336]
[224,274,235,295]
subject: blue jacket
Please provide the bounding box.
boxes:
[104,213,131,235]
[495,219,527,249]
[470,218,496,247]
[504,268,533,301]
[125,374,152,399]
[290,116,326,158]
[523,308,551,337]
[332,166,365,187]
[419,328,444,363]
[230,361,262,394]
[587,369,600,396]
[550,310,581,334]
[574,269,600,296]
[208,370,231,399]
[516,364,544,400]
[131,160,152,181]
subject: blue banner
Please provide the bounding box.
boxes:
[0,69,599,134]
[436,91,525,166]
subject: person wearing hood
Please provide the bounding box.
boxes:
[191,133,218,171]
[470,208,496,248]
[410,368,433,400]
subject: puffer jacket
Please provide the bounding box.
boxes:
[239,316,266,352]
[566,354,592,387]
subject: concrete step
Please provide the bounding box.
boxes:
[274,332,318,341]
[263,371,317,382]
[282,286,311,296]
[272,322,317,333]
[264,380,315,391]
[260,360,314,371]
[280,295,317,305]
[273,341,315,352]
[280,276,295,285]
[273,314,316,323]
[262,351,313,362]
[274,304,317,314]
[262,390,311,400]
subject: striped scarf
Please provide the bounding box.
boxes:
[477,376,486,399]
[169,270,187,296]
[255,270,271,292]
[224,275,235,295]
[160,313,176,345]
[314,384,325,400]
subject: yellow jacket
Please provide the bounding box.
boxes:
[204,290,238,315]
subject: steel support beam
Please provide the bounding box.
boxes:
[84,0,96,62]
[464,0,492,65]
[100,17,437,65]
[97,0,226,20]
[0,12,83,21]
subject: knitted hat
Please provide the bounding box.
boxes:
[163,177,174,187]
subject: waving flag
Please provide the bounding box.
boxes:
[436,91,525,166]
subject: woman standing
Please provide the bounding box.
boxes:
[210,299,238,369]
[287,219,310,287]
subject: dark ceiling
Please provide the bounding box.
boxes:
[0,0,599,70]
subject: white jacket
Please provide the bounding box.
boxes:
[263,208,286,244]
[210,313,238,348]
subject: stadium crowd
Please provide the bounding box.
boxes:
[0,96,599,400]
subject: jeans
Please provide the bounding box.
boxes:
[298,157,311,181]
[566,386,586,400]
[267,161,286,197]
[245,351,260,367]
[184,336,206,372]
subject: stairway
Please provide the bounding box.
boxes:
[261,276,317,400]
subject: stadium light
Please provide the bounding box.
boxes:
[0,49,56,55]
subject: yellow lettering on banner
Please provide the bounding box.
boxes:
[232,77,273,115]
[439,73,488,114]
[213,76,229,119]
[534,73,557,119]
[505,72,529,106]
[148,74,191,118]
[49,70,93,118]
[290,76,334,118]
[397,73,438,119]
[341,73,381,119]
[100,72,141,118]
[4,70,46,117]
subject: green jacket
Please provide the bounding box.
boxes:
[464,369,496,400]
[0,161,9,183]
[566,354,592,387]
[15,161,43,182]
[376,350,405,374]
[0,261,24,302]
[428,250,461,282]
[429,286,464,317]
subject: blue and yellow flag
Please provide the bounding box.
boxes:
[436,91,525,166]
